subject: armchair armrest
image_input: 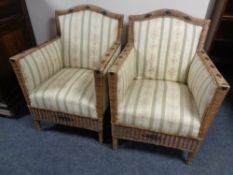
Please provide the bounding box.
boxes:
[10,37,63,103]
[94,42,121,118]
[108,43,136,122]
[94,42,121,74]
[187,50,230,138]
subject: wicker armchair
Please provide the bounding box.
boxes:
[108,9,230,164]
[10,5,123,142]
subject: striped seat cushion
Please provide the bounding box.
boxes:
[29,68,98,118]
[59,10,119,69]
[117,79,201,137]
[134,17,203,83]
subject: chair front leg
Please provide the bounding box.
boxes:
[186,142,201,165]
[98,131,103,143]
[34,120,41,130]
[112,137,118,150]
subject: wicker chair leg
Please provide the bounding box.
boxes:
[98,132,103,143]
[34,120,41,130]
[186,144,200,165]
[186,151,196,165]
[112,137,118,150]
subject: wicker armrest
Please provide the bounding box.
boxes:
[93,42,121,118]
[188,50,230,138]
[108,43,134,74]
[108,43,136,122]
[9,37,62,103]
[94,42,121,75]
[197,50,230,89]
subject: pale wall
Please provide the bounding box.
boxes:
[25,0,212,44]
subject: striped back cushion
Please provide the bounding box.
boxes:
[59,10,119,69]
[19,39,63,93]
[134,17,203,83]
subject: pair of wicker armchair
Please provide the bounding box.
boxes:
[10,5,229,164]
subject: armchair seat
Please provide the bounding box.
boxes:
[117,79,200,137]
[30,68,97,118]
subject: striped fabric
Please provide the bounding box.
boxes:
[117,48,136,104]
[103,45,121,74]
[134,17,203,83]
[117,79,201,137]
[30,68,98,118]
[59,10,119,69]
[188,54,217,117]
[19,39,63,93]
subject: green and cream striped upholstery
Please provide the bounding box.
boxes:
[134,17,203,82]
[19,39,63,93]
[59,10,119,69]
[102,45,121,74]
[188,54,217,117]
[30,68,97,118]
[116,48,136,104]
[117,79,201,137]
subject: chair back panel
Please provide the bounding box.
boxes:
[58,9,120,69]
[131,13,205,83]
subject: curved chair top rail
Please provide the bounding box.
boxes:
[129,9,208,25]
[55,4,123,20]
[128,9,210,47]
[55,4,124,36]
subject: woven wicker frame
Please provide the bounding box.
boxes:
[10,4,124,143]
[108,9,230,164]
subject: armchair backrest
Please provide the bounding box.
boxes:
[128,9,210,83]
[56,5,123,69]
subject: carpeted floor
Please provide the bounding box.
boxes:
[0,67,233,175]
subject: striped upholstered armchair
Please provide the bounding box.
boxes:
[10,5,123,142]
[108,9,230,164]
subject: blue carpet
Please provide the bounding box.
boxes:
[0,69,233,175]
